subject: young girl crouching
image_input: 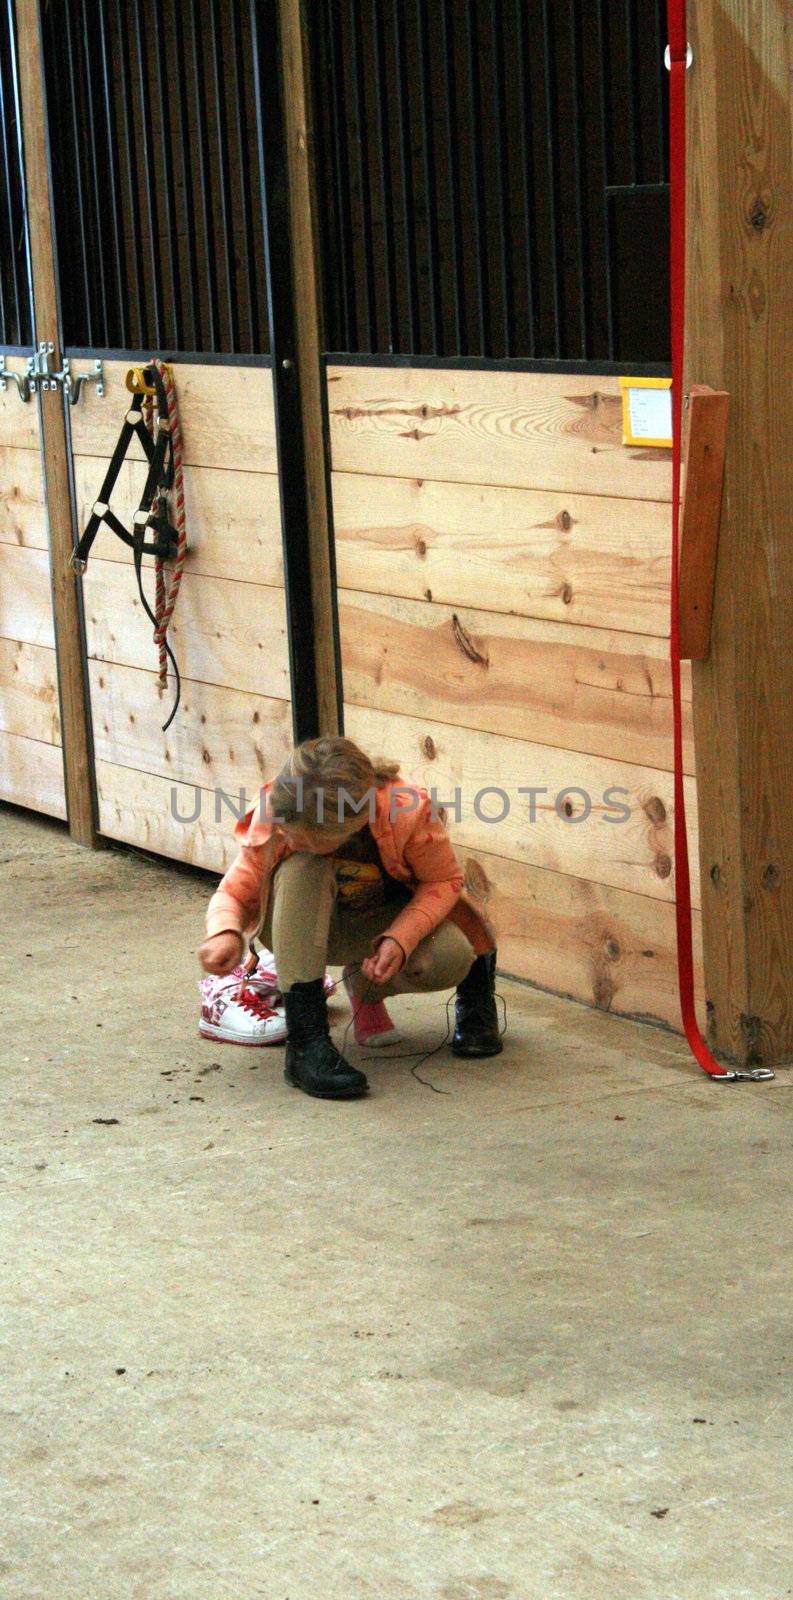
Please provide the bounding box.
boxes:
[198,737,503,1100]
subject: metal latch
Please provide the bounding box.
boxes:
[0,354,33,402]
[27,342,105,404]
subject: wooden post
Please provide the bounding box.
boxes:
[277,0,341,736]
[14,0,96,844]
[686,0,793,1065]
[678,385,729,660]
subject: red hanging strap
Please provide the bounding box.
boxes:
[666,1,773,1082]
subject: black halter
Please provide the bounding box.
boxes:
[73,363,183,729]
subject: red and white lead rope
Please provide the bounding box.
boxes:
[143,358,187,693]
[666,1,772,1082]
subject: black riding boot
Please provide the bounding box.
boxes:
[283,979,369,1100]
[451,950,503,1058]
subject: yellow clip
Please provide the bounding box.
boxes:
[125,363,171,396]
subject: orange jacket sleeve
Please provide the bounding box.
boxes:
[205,845,266,940]
[380,798,465,959]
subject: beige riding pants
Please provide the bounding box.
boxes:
[261,851,475,999]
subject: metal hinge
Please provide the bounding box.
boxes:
[26,342,105,404]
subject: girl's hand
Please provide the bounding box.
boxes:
[199,931,244,975]
[361,936,405,986]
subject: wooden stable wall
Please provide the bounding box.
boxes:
[69,360,291,873]
[328,364,703,1032]
[0,359,66,819]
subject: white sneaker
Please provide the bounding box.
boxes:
[199,975,287,1046]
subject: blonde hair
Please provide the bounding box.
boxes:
[268,736,400,830]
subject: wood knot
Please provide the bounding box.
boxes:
[710,863,721,885]
[415,536,427,558]
[556,509,573,531]
[252,710,260,725]
[749,196,768,231]
[424,588,433,602]
[643,796,667,825]
[593,975,615,1010]
[451,613,489,667]
[464,858,492,900]
[561,583,573,605]
[604,938,621,961]
[654,853,672,879]
[202,748,211,765]
[762,863,780,890]
[562,798,574,818]
[422,735,436,760]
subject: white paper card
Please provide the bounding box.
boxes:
[627,385,672,441]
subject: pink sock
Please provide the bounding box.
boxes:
[343,968,402,1047]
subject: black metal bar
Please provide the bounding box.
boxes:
[133,2,165,348]
[250,0,321,742]
[348,0,377,349]
[568,0,590,359]
[80,0,112,346]
[541,0,562,354]
[0,27,21,344]
[605,182,669,196]
[8,0,33,346]
[63,1,96,346]
[116,0,147,350]
[189,0,220,351]
[313,0,345,350]
[465,2,488,354]
[171,0,202,350]
[654,0,669,183]
[393,0,419,351]
[371,0,397,353]
[440,0,464,353]
[209,0,239,352]
[490,0,512,355]
[65,347,273,367]
[325,350,672,378]
[515,0,537,357]
[596,0,616,361]
[96,0,129,348]
[230,0,262,352]
[417,0,441,354]
[152,0,183,350]
[624,0,641,185]
[327,2,358,351]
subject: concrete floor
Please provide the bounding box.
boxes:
[2,805,792,1600]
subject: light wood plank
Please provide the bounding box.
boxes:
[464,845,704,1035]
[328,366,673,501]
[344,703,700,907]
[89,659,291,793]
[339,589,693,775]
[0,639,61,744]
[332,470,672,636]
[82,558,290,700]
[70,360,278,475]
[0,543,55,649]
[0,728,65,817]
[0,446,47,549]
[95,758,239,872]
[72,456,284,585]
[0,360,39,450]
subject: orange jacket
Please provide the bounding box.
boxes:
[205,780,494,961]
